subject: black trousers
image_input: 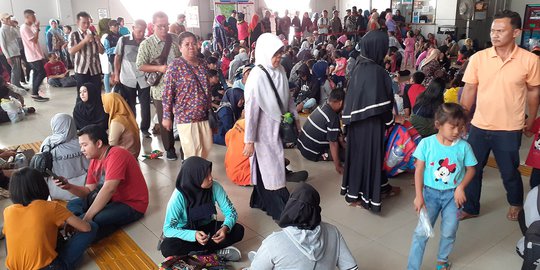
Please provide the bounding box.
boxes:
[75,73,101,100]
[28,60,46,96]
[160,220,244,257]
[120,83,151,132]
[154,99,175,152]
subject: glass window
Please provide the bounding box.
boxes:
[391,0,437,24]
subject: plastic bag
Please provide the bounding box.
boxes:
[1,97,25,123]
[419,208,434,238]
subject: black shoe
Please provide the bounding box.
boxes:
[286,170,308,182]
[31,95,50,102]
[166,149,177,161]
[141,130,151,138]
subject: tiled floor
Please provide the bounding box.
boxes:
[0,85,530,269]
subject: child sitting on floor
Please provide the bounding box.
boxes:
[407,103,477,270]
[444,74,464,104]
[208,69,225,109]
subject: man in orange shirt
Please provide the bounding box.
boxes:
[460,10,540,221]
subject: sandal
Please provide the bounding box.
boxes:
[459,210,478,221]
[436,262,451,270]
[507,206,522,221]
[381,186,401,199]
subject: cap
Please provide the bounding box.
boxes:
[0,13,12,20]
[344,40,353,47]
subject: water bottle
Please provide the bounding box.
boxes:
[386,144,405,168]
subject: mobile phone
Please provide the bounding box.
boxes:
[45,169,65,184]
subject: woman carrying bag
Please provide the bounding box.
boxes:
[243,33,301,221]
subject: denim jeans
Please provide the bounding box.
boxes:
[28,60,46,96]
[41,221,98,269]
[407,186,459,270]
[67,199,144,241]
[463,125,523,215]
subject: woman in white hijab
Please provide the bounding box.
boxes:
[40,113,89,200]
[243,33,301,221]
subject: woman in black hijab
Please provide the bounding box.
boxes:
[72,83,108,131]
[250,183,358,269]
[341,30,399,212]
[160,157,245,260]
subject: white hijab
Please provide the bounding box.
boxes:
[245,33,288,122]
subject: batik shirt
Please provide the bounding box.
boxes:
[162,58,211,124]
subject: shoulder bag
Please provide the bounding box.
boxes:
[257,64,298,145]
[145,34,173,86]
[180,58,218,130]
[82,146,113,212]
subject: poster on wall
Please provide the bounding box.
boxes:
[186,6,200,28]
[97,8,108,19]
[237,2,255,23]
[215,3,237,17]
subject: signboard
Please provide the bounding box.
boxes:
[186,6,199,28]
[97,8,109,19]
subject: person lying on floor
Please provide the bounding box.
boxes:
[4,167,97,270]
[54,124,149,241]
[247,183,358,270]
[297,88,346,174]
[160,156,244,261]
[0,77,35,123]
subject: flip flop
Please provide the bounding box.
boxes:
[458,210,478,221]
[507,206,522,221]
[381,186,401,199]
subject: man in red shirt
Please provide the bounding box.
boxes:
[44,53,76,87]
[56,124,149,240]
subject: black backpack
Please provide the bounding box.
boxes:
[29,144,57,177]
[522,188,540,270]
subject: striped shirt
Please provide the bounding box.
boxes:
[297,104,341,161]
[68,29,102,76]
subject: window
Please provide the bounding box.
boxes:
[392,0,437,24]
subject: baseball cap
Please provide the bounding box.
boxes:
[0,13,12,20]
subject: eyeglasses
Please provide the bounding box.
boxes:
[155,24,169,29]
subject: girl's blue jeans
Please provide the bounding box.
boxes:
[407,186,459,270]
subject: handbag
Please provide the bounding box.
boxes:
[257,64,299,145]
[145,34,173,86]
[81,146,113,212]
[179,58,218,130]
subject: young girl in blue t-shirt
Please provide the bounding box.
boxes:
[407,103,478,270]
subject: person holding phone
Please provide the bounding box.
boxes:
[4,167,97,270]
[160,156,244,261]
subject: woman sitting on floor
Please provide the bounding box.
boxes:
[73,82,108,131]
[213,88,244,145]
[248,183,358,269]
[102,93,141,158]
[161,156,245,261]
[4,167,97,270]
[40,113,89,200]
[409,78,445,138]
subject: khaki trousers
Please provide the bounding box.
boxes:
[177,121,213,159]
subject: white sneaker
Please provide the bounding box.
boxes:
[216,246,241,262]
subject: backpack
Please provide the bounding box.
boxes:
[383,122,421,177]
[522,189,540,270]
[29,144,57,177]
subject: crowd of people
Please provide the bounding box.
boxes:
[0,4,539,270]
